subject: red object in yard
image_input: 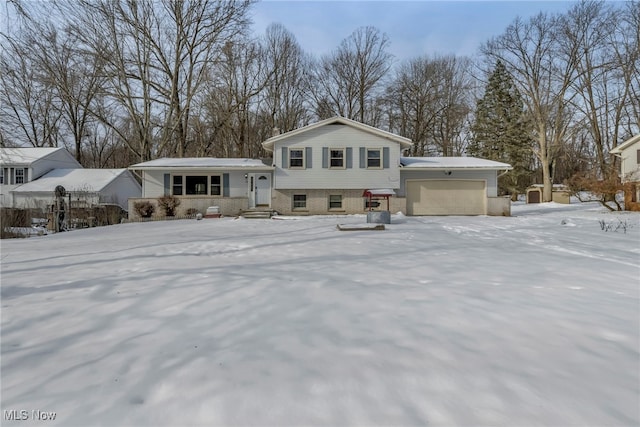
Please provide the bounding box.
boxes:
[362,189,395,211]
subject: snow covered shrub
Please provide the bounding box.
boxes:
[157,195,181,217]
[133,201,155,218]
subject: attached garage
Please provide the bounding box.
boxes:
[407,179,487,215]
[400,157,513,216]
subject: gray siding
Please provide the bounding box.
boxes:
[273,124,403,190]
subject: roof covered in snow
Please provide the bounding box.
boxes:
[130,158,272,169]
[12,169,130,193]
[0,147,70,165]
[400,157,512,170]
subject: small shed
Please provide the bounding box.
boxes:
[526,184,571,204]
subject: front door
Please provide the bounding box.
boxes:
[256,174,271,206]
[248,174,271,208]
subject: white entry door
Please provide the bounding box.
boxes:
[248,173,271,208]
[255,174,271,206]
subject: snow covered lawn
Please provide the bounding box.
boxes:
[1,202,639,426]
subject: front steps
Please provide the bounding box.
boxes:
[240,209,276,219]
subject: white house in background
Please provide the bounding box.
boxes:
[128,158,274,215]
[610,133,640,211]
[10,169,141,211]
[0,147,82,207]
[129,117,512,217]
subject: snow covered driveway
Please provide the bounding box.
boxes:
[1,202,638,426]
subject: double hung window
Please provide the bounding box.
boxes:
[293,194,307,209]
[329,149,345,168]
[289,149,304,168]
[367,149,381,168]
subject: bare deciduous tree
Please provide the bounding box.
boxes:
[310,26,393,124]
[483,13,579,202]
[386,55,473,156]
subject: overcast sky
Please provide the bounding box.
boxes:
[250,1,580,61]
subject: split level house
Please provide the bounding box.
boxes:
[0,147,141,211]
[129,117,513,218]
[610,133,640,211]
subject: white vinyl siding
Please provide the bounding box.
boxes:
[273,124,401,190]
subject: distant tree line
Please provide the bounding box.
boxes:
[1,0,638,201]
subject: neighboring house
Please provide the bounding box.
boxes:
[0,147,82,207]
[128,117,512,217]
[11,169,141,211]
[128,158,274,216]
[610,134,640,211]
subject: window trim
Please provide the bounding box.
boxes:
[366,148,382,169]
[328,194,343,210]
[172,174,223,197]
[329,148,346,169]
[14,168,25,184]
[210,175,222,196]
[289,148,305,169]
[292,194,307,210]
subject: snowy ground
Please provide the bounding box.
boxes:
[1,201,639,426]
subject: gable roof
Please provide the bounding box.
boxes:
[130,158,272,170]
[401,157,512,170]
[610,134,640,155]
[0,147,78,166]
[12,169,133,193]
[262,116,413,151]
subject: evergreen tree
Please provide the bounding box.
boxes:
[470,60,533,198]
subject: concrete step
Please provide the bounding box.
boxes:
[241,210,274,219]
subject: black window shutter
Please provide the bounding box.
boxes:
[346,148,353,168]
[322,148,328,168]
[359,148,366,168]
[282,147,288,168]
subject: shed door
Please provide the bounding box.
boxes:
[407,180,486,215]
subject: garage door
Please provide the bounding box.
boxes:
[406,180,486,215]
